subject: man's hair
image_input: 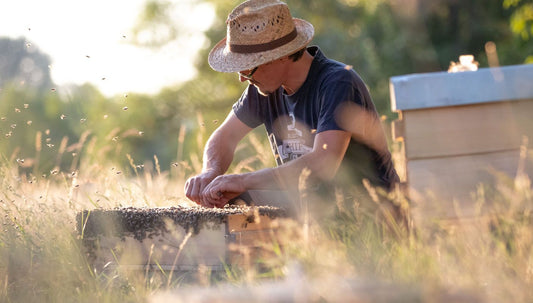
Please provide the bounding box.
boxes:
[288,48,306,62]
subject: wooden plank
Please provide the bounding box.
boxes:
[92,226,227,270]
[406,149,533,221]
[227,228,283,266]
[402,100,533,159]
[390,64,533,111]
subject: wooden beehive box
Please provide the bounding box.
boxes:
[390,64,533,221]
[76,205,287,274]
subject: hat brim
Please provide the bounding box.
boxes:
[208,18,314,73]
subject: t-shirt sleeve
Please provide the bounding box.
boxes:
[316,69,370,133]
[232,85,264,129]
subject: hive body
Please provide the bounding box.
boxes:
[390,64,533,222]
[77,205,286,272]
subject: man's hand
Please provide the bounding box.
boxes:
[201,174,246,208]
[184,111,253,207]
[184,170,219,205]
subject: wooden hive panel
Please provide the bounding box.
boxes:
[407,149,533,220]
[92,227,226,271]
[402,99,533,159]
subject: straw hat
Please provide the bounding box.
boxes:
[208,0,314,73]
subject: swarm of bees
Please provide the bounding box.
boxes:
[77,205,286,261]
[76,204,287,241]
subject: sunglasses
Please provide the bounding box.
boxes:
[238,66,258,81]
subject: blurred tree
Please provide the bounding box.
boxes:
[130,0,530,119]
[121,0,532,177]
[0,38,53,90]
[503,0,533,63]
[130,0,179,47]
[421,0,532,68]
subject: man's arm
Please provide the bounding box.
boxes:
[184,110,252,204]
[335,102,390,156]
[201,129,351,207]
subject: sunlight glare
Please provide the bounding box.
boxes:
[0,0,214,96]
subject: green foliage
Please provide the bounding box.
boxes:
[131,0,179,47]
[504,0,533,40]
[193,0,532,117]
[423,0,532,69]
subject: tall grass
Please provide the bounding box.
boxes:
[0,127,532,302]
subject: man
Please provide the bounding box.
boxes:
[185,0,399,213]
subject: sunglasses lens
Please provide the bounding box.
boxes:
[240,66,258,79]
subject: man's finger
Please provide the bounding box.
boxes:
[189,180,204,203]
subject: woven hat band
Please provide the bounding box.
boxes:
[228,28,297,54]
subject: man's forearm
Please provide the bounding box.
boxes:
[239,130,350,191]
[201,133,235,176]
[200,111,252,177]
[240,151,331,191]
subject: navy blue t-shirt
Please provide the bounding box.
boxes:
[233,46,398,192]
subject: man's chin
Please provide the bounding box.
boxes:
[254,86,271,96]
[258,90,270,96]
[251,83,273,96]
